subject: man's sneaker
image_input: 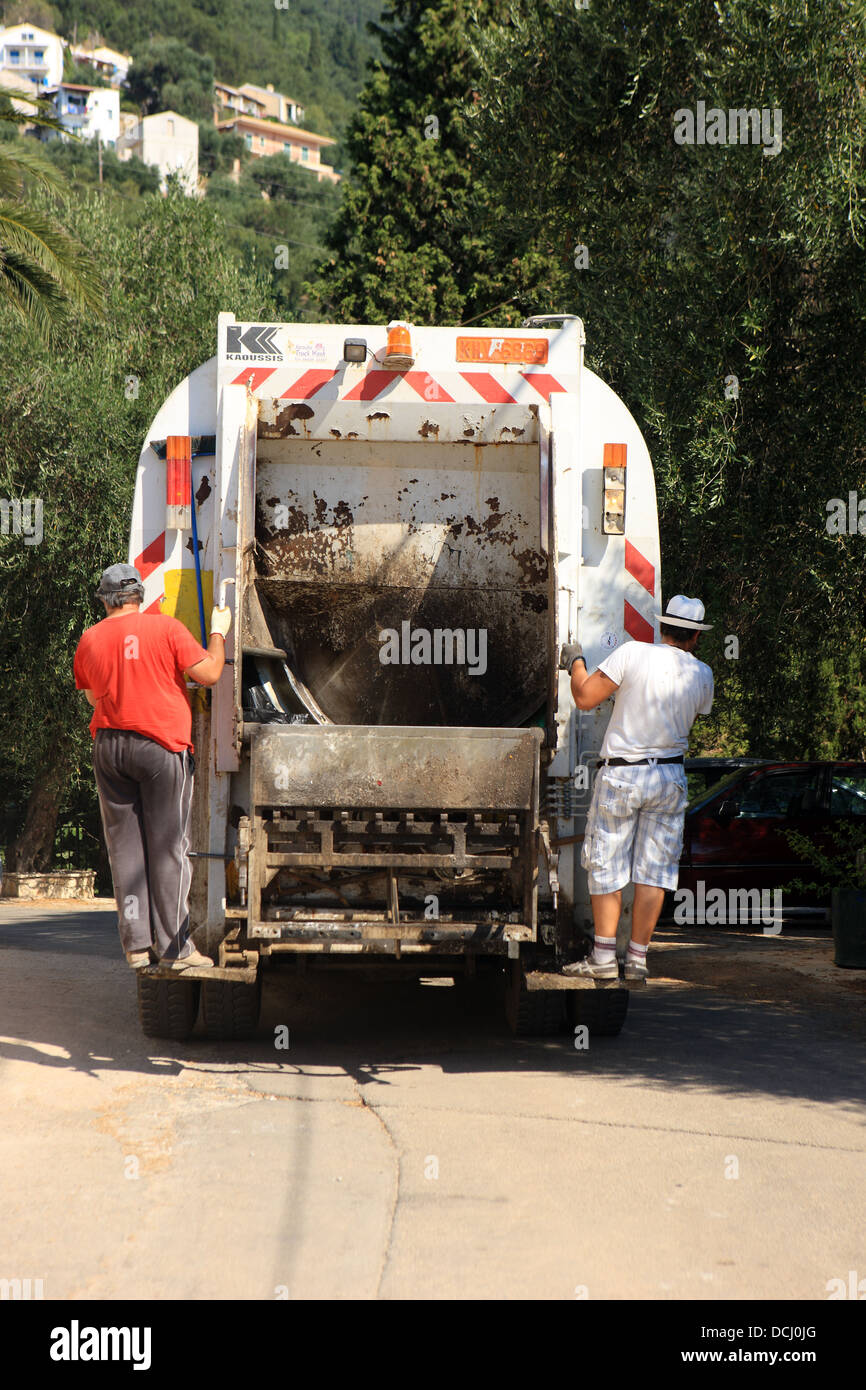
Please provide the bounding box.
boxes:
[160,949,214,972]
[562,956,619,980]
[624,959,649,982]
[126,949,153,970]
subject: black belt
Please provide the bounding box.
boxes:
[599,755,684,766]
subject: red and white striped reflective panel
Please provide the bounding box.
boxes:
[231,366,277,390]
[279,368,339,399]
[624,599,654,643]
[232,364,571,405]
[133,532,165,580]
[625,539,654,596]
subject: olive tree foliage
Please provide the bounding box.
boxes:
[469,0,866,756]
[0,189,277,869]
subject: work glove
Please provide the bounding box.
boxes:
[559,641,585,674]
[210,605,232,639]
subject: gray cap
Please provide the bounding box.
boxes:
[96,563,143,597]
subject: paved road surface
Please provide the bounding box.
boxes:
[0,903,863,1300]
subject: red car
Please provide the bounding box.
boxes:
[668,761,866,925]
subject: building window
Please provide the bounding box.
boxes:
[244,133,252,149]
[34,50,44,62]
[301,146,309,161]
[283,141,291,152]
[167,118,175,136]
[9,50,20,64]
[259,135,265,147]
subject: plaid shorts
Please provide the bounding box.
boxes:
[581,762,689,894]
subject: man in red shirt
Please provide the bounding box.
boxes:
[74,563,231,970]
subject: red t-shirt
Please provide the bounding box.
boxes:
[74,612,209,753]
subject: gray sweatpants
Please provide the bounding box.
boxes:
[93,729,195,960]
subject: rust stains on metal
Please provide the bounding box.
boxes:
[258,403,315,439]
[330,429,342,438]
[514,548,549,584]
[195,476,211,504]
[366,411,390,422]
[419,420,440,438]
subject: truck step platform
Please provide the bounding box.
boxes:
[141,963,258,984]
[524,969,645,991]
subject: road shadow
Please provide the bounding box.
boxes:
[0,907,864,1114]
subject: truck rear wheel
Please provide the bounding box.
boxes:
[567,989,629,1037]
[137,976,200,1041]
[200,977,262,1040]
[505,963,566,1037]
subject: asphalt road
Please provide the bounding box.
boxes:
[0,903,863,1301]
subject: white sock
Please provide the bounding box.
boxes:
[590,934,617,964]
[627,940,648,964]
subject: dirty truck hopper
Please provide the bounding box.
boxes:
[250,398,554,731]
[239,723,544,952]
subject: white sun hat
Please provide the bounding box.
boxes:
[655,594,713,630]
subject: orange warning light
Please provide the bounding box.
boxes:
[384,320,414,369]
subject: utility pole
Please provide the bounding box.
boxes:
[97,129,103,184]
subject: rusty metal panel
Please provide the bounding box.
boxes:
[253,428,550,726]
[256,400,540,445]
[250,724,542,812]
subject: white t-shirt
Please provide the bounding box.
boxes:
[596,641,714,760]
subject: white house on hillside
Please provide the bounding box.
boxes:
[238,82,304,127]
[116,110,200,195]
[70,43,131,87]
[0,22,64,94]
[46,83,120,146]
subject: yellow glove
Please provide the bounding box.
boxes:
[210,605,232,639]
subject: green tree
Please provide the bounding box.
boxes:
[470,0,866,757]
[313,0,521,326]
[0,188,278,870]
[126,39,215,119]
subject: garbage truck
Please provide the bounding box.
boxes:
[127,313,662,1040]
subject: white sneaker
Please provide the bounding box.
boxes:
[562,956,619,980]
[126,949,153,970]
[624,959,648,982]
[159,949,214,971]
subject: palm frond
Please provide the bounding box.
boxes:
[0,90,69,135]
[0,142,67,198]
[0,201,104,316]
[0,246,69,339]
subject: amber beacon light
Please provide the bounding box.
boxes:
[383,320,414,369]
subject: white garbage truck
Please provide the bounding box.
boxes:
[127,313,661,1040]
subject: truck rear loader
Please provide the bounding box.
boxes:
[127,313,662,1040]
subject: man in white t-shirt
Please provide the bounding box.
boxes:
[559,595,714,981]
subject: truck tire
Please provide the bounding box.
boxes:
[567,989,629,1037]
[505,963,566,1037]
[137,976,200,1041]
[200,977,262,1040]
